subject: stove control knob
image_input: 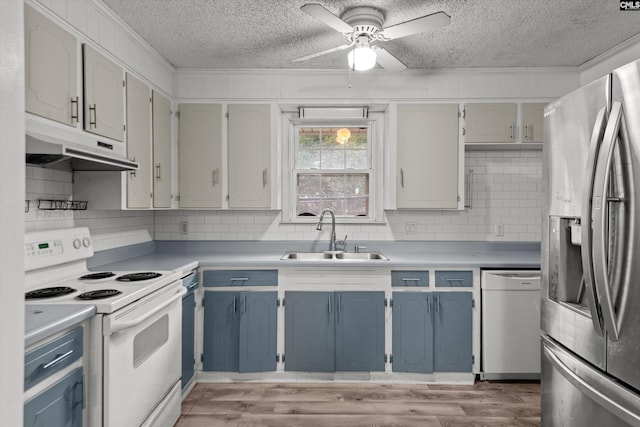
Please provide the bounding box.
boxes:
[73,239,82,249]
[82,237,91,248]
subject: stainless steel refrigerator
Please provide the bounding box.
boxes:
[542,58,640,426]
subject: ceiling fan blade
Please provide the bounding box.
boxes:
[300,3,353,33]
[371,46,406,72]
[380,11,451,40]
[292,43,354,63]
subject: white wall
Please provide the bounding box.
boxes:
[1,0,25,424]
[155,149,542,242]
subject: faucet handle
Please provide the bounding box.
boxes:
[336,234,348,250]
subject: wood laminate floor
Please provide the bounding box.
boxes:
[177,381,541,427]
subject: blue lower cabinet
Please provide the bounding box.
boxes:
[285,292,335,372]
[392,291,472,373]
[392,292,434,373]
[203,291,276,372]
[433,292,473,372]
[181,290,196,387]
[284,291,385,372]
[24,367,83,427]
[335,292,385,371]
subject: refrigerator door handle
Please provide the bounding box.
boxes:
[592,102,633,342]
[543,337,640,425]
[581,106,608,337]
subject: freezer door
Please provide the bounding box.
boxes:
[605,59,640,391]
[542,336,640,427]
[544,75,610,217]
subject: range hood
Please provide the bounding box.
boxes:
[25,120,138,172]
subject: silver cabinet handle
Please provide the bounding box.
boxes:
[233,295,237,313]
[328,294,332,314]
[402,278,421,282]
[89,104,97,128]
[435,294,439,313]
[70,97,79,124]
[580,107,607,338]
[156,164,161,182]
[400,168,404,188]
[426,294,431,315]
[43,350,74,370]
[262,168,268,187]
[212,169,219,186]
[230,277,248,282]
[465,168,474,209]
[129,157,136,177]
[509,124,514,140]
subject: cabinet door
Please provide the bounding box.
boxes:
[24,367,83,427]
[25,5,78,127]
[83,44,124,141]
[335,292,385,371]
[152,91,172,208]
[239,292,277,372]
[178,104,223,208]
[285,292,335,372]
[521,102,545,143]
[228,104,271,208]
[202,291,239,371]
[181,292,195,387]
[464,103,516,143]
[125,73,152,208]
[433,292,473,372]
[392,292,434,373]
[397,104,459,209]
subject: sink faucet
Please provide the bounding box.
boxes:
[316,209,337,252]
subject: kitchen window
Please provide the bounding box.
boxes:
[282,114,384,223]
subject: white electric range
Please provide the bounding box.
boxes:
[25,227,184,427]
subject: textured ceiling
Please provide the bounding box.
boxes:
[101,0,640,70]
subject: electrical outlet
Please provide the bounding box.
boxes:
[179,221,188,234]
[495,224,504,236]
[404,222,417,234]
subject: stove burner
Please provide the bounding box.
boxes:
[80,272,116,280]
[76,289,122,300]
[116,272,162,282]
[26,286,76,299]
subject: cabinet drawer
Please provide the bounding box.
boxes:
[391,270,430,287]
[24,327,83,390]
[24,367,83,427]
[435,270,473,287]
[203,269,278,287]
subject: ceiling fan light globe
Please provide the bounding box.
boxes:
[347,46,376,71]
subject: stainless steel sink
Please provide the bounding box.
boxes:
[281,251,388,261]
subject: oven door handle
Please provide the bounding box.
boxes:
[107,286,186,335]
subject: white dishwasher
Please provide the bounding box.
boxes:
[481,270,541,380]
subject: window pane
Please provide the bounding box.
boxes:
[344,174,368,196]
[296,173,368,217]
[321,150,345,169]
[345,150,369,169]
[299,129,321,148]
[346,197,369,216]
[321,175,344,197]
[298,149,320,169]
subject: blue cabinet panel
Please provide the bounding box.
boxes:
[285,292,335,372]
[24,367,83,427]
[391,270,430,287]
[25,327,83,390]
[434,270,473,287]
[434,292,473,372]
[203,291,239,371]
[203,269,278,287]
[392,292,434,373]
[181,291,195,387]
[335,292,385,371]
[239,292,277,372]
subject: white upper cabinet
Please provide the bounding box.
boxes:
[25,5,78,126]
[125,74,152,208]
[227,104,272,209]
[178,104,223,208]
[463,103,516,144]
[83,44,124,141]
[396,104,460,209]
[521,102,545,143]
[152,91,173,208]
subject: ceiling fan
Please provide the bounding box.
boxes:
[293,3,451,72]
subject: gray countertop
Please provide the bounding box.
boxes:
[25,304,96,347]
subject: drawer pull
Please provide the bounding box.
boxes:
[42,350,74,370]
[445,278,465,282]
[402,278,421,282]
[230,277,249,282]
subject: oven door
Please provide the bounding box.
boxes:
[102,283,186,427]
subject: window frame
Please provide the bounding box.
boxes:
[281,112,385,224]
